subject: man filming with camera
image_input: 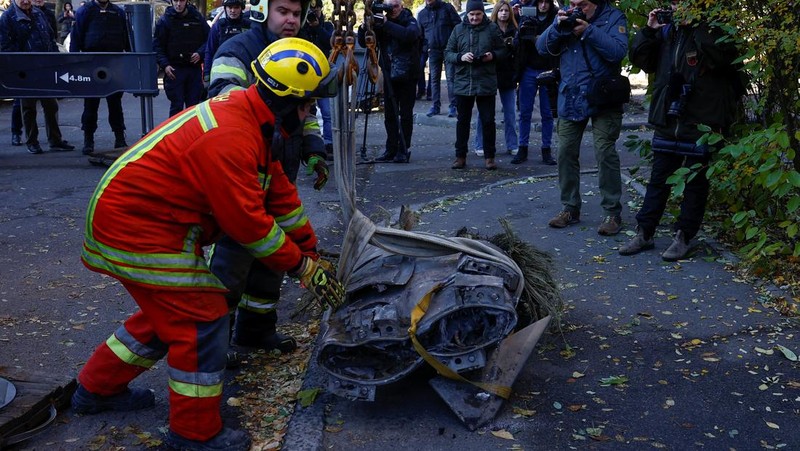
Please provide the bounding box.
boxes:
[620,0,743,260]
[357,0,422,163]
[536,0,628,236]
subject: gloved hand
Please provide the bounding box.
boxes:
[306,155,329,190]
[291,256,345,310]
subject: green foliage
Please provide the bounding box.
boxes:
[619,0,800,270]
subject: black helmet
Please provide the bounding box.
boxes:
[222,0,245,7]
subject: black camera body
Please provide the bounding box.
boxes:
[655,8,673,24]
[667,83,692,118]
[371,2,393,13]
[558,8,587,31]
[536,68,561,85]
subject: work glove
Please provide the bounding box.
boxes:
[306,155,329,190]
[291,256,345,310]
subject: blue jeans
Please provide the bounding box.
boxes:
[474,87,518,151]
[428,49,455,111]
[518,67,553,149]
[316,97,332,145]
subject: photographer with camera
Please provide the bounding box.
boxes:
[536,0,628,236]
[620,1,743,260]
[512,0,557,165]
[357,0,422,163]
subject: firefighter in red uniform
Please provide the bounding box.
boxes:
[70,38,342,451]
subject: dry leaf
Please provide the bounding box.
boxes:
[765,421,780,429]
[491,429,515,440]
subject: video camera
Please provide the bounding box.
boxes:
[557,7,586,31]
[371,1,394,13]
[655,7,673,24]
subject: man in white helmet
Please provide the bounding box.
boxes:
[71,38,341,451]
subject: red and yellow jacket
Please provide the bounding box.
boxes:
[81,86,317,291]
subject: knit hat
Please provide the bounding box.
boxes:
[466,0,484,13]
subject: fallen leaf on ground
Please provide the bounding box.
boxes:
[491,429,515,440]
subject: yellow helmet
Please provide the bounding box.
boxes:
[251,38,338,99]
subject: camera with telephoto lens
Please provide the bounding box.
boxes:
[558,7,587,31]
[371,1,394,13]
[667,83,692,118]
[655,8,673,24]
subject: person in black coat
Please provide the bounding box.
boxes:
[357,0,422,163]
[57,1,76,43]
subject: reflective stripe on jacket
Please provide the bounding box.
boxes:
[82,86,316,290]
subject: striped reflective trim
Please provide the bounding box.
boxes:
[168,366,224,398]
[275,206,308,233]
[302,116,321,135]
[238,295,277,313]
[115,326,167,360]
[244,222,286,259]
[106,333,159,369]
[196,101,218,132]
[84,108,197,238]
[82,241,226,289]
[258,173,271,191]
[210,57,252,92]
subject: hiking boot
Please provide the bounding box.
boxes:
[598,215,622,236]
[114,131,128,148]
[541,147,556,165]
[26,143,44,154]
[662,230,691,261]
[451,157,466,169]
[71,384,155,415]
[375,151,396,162]
[485,158,497,170]
[165,427,251,451]
[548,210,580,228]
[225,351,242,369]
[82,132,95,155]
[50,140,75,151]
[426,107,440,117]
[511,146,528,165]
[619,227,655,256]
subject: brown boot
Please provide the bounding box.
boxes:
[451,157,466,169]
[485,158,497,170]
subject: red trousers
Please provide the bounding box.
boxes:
[78,282,229,441]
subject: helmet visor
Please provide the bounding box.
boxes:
[308,66,339,98]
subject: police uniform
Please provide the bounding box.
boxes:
[203,7,250,82]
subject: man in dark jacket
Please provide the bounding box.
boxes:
[302,0,334,159]
[536,0,628,236]
[70,0,131,153]
[446,0,508,170]
[357,0,421,163]
[0,0,73,154]
[620,1,742,261]
[207,0,333,357]
[203,0,250,85]
[153,0,210,117]
[417,0,461,118]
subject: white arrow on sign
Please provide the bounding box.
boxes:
[59,72,70,83]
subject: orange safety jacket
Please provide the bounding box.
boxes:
[81,85,318,291]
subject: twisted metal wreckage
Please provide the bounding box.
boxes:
[318,0,562,430]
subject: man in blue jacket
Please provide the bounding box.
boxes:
[203,0,250,87]
[70,0,131,153]
[537,0,628,236]
[417,0,461,118]
[153,0,210,117]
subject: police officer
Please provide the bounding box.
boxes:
[70,0,131,154]
[153,0,210,117]
[203,0,250,87]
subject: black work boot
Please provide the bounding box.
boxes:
[541,147,556,165]
[82,132,94,155]
[114,131,128,149]
[511,146,528,165]
[375,150,396,162]
[232,310,297,353]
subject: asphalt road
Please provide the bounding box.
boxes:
[1,88,797,451]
